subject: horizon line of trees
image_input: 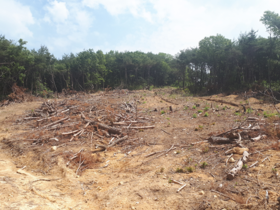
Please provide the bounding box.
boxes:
[1,10,280,99]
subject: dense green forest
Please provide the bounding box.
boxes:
[1,11,280,99]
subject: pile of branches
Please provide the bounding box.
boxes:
[4,97,155,174]
[207,116,276,180]
[0,83,33,107]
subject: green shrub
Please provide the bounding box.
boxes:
[192,105,196,109]
[204,107,209,111]
[198,110,203,113]
[204,112,209,117]
[176,168,184,173]
[246,108,253,114]
[192,113,197,118]
[242,164,248,169]
[186,166,194,173]
[201,162,208,168]
[161,110,165,115]
[234,112,241,116]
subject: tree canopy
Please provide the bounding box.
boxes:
[1,10,280,99]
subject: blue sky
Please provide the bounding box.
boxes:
[1,0,280,58]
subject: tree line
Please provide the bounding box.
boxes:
[1,11,280,99]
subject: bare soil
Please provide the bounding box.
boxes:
[0,89,280,210]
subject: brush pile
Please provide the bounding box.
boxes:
[0,83,34,107]
[207,116,279,180]
[3,96,155,174]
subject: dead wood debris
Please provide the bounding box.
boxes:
[4,96,155,175]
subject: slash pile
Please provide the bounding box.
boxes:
[3,96,155,175]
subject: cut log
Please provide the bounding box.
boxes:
[251,135,262,141]
[130,126,155,129]
[87,121,122,134]
[208,136,233,144]
[227,151,249,180]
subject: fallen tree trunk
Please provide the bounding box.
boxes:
[227,151,249,180]
[87,120,122,134]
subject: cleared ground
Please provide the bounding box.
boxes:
[0,89,280,210]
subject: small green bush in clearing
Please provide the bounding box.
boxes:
[176,168,184,173]
[234,112,241,116]
[198,110,203,113]
[161,110,165,115]
[192,114,197,118]
[186,166,194,173]
[246,108,253,114]
[222,106,226,110]
[201,162,208,168]
[204,112,209,117]
[204,107,209,111]
[192,105,196,109]
[184,106,189,110]
[242,164,248,169]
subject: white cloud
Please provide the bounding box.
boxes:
[0,0,34,39]
[42,1,95,57]
[45,1,69,23]
[112,0,280,54]
[82,0,153,22]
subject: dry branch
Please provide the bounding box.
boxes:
[113,121,139,125]
[227,151,249,180]
[24,117,40,120]
[209,136,233,144]
[41,117,69,128]
[62,130,80,135]
[130,125,155,129]
[108,135,128,147]
[210,190,237,202]
[159,96,179,105]
[249,161,258,168]
[176,184,187,193]
[251,135,262,141]
[161,129,171,135]
[226,154,233,166]
[171,179,184,185]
